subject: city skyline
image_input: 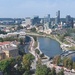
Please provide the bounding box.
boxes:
[0,0,75,18]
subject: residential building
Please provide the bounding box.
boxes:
[0,41,19,60]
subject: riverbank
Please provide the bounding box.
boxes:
[36,40,50,60]
[28,35,75,75]
[26,32,68,51]
[29,36,50,62]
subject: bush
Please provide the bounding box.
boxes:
[32,36,37,41]
[40,53,44,58]
[30,27,36,32]
[35,49,40,54]
[23,71,31,75]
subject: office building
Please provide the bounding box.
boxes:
[25,17,32,26]
[66,15,74,28]
[55,10,60,25]
[47,14,50,22]
[21,17,31,27]
[44,14,50,23]
[32,16,41,25]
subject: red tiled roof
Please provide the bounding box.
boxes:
[0,41,11,46]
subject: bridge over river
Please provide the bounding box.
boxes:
[60,50,75,61]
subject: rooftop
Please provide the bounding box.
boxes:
[0,41,11,46]
[3,46,17,51]
[0,41,17,51]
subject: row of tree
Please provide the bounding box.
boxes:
[36,62,64,75]
[0,36,25,42]
[53,56,75,70]
[35,56,64,75]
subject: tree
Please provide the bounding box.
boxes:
[63,58,73,69]
[19,38,24,45]
[0,38,4,42]
[0,56,27,75]
[73,62,75,69]
[63,57,68,68]
[36,64,51,75]
[16,56,22,65]
[16,66,25,75]
[3,36,18,41]
[17,34,19,38]
[17,26,23,30]
[67,58,73,69]
[23,54,35,70]
[59,35,65,42]
[18,45,25,56]
[37,57,42,65]
[0,58,16,75]
[53,56,61,65]
[40,53,44,58]
[32,36,37,42]
[30,27,36,32]
[47,68,51,75]
[51,67,56,75]
[35,49,40,54]
[23,71,31,75]
[58,69,64,75]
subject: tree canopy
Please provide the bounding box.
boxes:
[23,53,35,70]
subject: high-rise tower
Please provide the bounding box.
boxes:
[66,15,73,28]
[48,14,50,23]
[55,10,60,25]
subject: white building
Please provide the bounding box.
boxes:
[43,22,52,34]
[25,17,31,25]
[21,17,32,27]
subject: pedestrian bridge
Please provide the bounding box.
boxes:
[60,50,75,58]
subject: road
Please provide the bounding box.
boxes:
[29,36,37,75]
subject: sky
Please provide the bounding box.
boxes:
[0,0,75,18]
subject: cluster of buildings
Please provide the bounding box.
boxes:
[0,11,74,30]
[0,41,18,60]
[20,10,75,34]
[0,10,74,34]
[0,25,18,32]
[0,18,24,25]
[0,31,26,38]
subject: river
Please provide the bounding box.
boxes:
[38,37,63,57]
